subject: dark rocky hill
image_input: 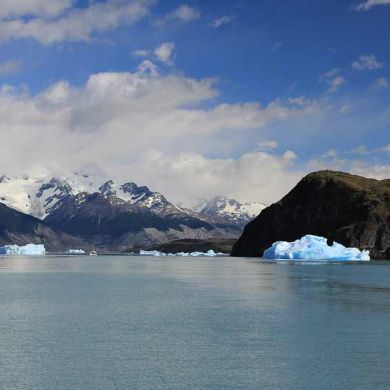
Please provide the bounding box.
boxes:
[231,170,390,259]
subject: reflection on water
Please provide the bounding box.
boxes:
[0,256,390,389]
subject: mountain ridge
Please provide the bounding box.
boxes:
[0,174,260,250]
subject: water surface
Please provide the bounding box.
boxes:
[0,256,389,389]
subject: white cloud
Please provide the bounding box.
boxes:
[328,76,346,92]
[320,69,346,93]
[0,0,73,19]
[137,59,159,76]
[309,145,390,182]
[209,15,236,28]
[352,54,383,70]
[132,49,149,57]
[352,145,368,154]
[354,0,390,11]
[136,150,302,206]
[322,149,338,158]
[157,4,200,25]
[0,60,22,75]
[370,77,389,89]
[379,144,390,153]
[0,0,153,44]
[154,42,175,64]
[0,65,320,205]
[257,140,278,150]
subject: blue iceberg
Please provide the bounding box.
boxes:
[263,235,370,261]
[0,244,46,255]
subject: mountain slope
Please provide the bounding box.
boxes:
[44,191,240,251]
[0,202,88,252]
[231,170,390,259]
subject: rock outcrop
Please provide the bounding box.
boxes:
[231,170,390,259]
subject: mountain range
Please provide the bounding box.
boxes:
[0,174,265,252]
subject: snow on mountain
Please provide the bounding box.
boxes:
[0,174,186,219]
[199,196,266,226]
[0,174,265,228]
[0,173,103,219]
[98,180,180,213]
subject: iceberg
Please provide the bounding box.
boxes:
[139,249,224,257]
[66,249,86,254]
[0,244,46,255]
[263,235,370,261]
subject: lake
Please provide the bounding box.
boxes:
[0,255,389,389]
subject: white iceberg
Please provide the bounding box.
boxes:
[66,249,86,254]
[0,244,46,255]
[139,249,224,257]
[263,235,370,261]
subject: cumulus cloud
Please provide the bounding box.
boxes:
[132,49,149,57]
[0,0,73,19]
[209,15,236,28]
[157,4,200,25]
[320,69,345,93]
[154,42,175,64]
[136,150,303,206]
[379,144,390,153]
[310,144,390,182]
[0,60,22,75]
[309,155,390,181]
[352,54,383,70]
[0,65,320,205]
[0,0,153,44]
[354,0,390,11]
[370,77,389,89]
[257,140,278,150]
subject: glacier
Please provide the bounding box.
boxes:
[263,235,370,261]
[139,249,224,257]
[0,244,46,255]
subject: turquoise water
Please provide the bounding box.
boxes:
[0,256,390,389]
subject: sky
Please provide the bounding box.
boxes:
[0,0,389,207]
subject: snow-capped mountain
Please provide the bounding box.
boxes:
[199,196,266,227]
[0,173,101,219]
[0,174,182,219]
[0,174,265,250]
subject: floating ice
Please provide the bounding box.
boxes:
[0,244,46,255]
[66,249,86,254]
[139,249,224,257]
[263,235,370,261]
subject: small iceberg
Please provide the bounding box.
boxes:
[66,249,86,254]
[263,235,370,261]
[139,249,224,257]
[0,244,46,255]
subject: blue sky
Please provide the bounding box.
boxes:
[0,0,389,205]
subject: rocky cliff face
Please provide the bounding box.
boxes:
[231,170,390,259]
